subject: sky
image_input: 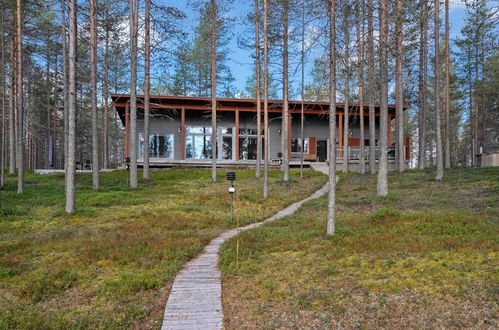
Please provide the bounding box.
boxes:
[159,0,497,99]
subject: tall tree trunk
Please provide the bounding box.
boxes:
[435,0,443,180]
[342,1,350,174]
[45,40,51,169]
[102,0,109,169]
[300,0,305,180]
[52,55,59,169]
[62,0,69,175]
[255,0,262,178]
[263,0,269,198]
[90,0,99,189]
[418,0,428,169]
[129,0,139,188]
[376,0,388,196]
[66,0,77,213]
[367,0,375,174]
[1,12,5,186]
[327,0,337,236]
[395,0,404,172]
[211,0,217,182]
[8,34,15,175]
[143,0,151,180]
[444,0,450,168]
[16,0,24,194]
[282,0,289,182]
[356,0,365,175]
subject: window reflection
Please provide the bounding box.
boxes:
[239,128,263,160]
[139,133,174,158]
[291,138,309,153]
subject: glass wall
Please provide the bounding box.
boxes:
[219,128,233,160]
[239,128,263,160]
[185,126,233,160]
[291,138,309,153]
[185,126,212,159]
[139,133,174,158]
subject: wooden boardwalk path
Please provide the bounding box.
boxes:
[161,180,332,329]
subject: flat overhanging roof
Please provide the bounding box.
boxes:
[111,94,409,126]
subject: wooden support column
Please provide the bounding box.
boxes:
[388,114,393,146]
[288,113,292,161]
[125,103,129,157]
[181,107,185,160]
[339,112,343,160]
[235,107,239,160]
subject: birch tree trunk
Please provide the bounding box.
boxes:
[143,0,151,180]
[342,1,350,174]
[129,0,138,188]
[211,0,217,182]
[444,0,451,168]
[376,0,388,196]
[263,0,269,198]
[281,0,289,182]
[367,0,376,174]
[356,0,365,175]
[395,0,404,172]
[90,0,99,189]
[255,0,262,178]
[418,0,428,169]
[327,0,337,236]
[66,0,77,213]
[434,0,444,181]
[16,0,24,194]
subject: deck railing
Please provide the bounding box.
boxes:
[336,145,410,161]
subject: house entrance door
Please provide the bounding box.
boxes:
[317,140,328,162]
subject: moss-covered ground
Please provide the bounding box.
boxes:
[220,167,498,329]
[0,169,326,329]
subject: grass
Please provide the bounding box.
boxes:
[220,167,499,329]
[0,168,327,329]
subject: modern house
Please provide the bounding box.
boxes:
[111,94,410,171]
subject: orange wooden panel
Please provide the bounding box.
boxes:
[348,138,360,147]
[309,137,317,155]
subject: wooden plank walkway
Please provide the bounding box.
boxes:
[161,179,332,330]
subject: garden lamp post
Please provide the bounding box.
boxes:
[226,170,236,221]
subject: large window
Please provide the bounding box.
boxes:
[185,126,212,159]
[219,128,233,160]
[291,138,309,153]
[239,128,263,160]
[185,126,233,160]
[139,133,174,159]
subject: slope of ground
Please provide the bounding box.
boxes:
[220,167,498,329]
[0,169,326,329]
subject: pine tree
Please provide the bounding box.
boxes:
[395,0,405,172]
[16,0,24,194]
[143,0,151,180]
[66,0,77,213]
[327,0,337,235]
[263,0,269,198]
[376,0,388,196]
[128,0,138,188]
[435,0,444,181]
[90,0,99,189]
